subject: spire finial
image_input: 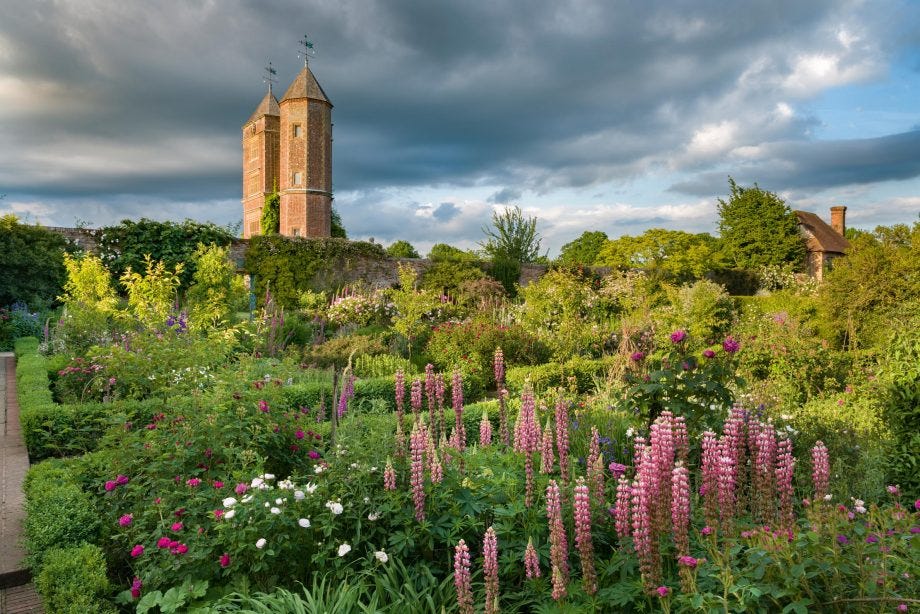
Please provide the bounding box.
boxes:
[298,34,315,66]
[263,61,277,93]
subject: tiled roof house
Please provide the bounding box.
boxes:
[794,206,850,281]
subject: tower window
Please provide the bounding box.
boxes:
[293,124,303,137]
[293,172,303,186]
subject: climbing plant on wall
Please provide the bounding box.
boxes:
[244,235,386,308]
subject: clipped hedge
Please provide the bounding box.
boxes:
[23,458,102,571]
[14,337,166,460]
[506,356,615,395]
[35,543,115,614]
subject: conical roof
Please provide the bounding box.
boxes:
[246,91,280,125]
[280,65,332,106]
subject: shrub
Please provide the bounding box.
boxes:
[506,356,615,395]
[353,353,414,378]
[303,334,388,369]
[657,279,736,345]
[0,303,44,351]
[24,465,101,570]
[0,214,71,310]
[426,321,548,389]
[34,544,114,614]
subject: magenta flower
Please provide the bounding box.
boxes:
[115,474,129,486]
[574,478,598,595]
[608,462,627,478]
[701,526,713,536]
[703,349,716,359]
[837,534,849,546]
[915,499,920,511]
[186,478,201,487]
[670,330,686,343]
[171,522,183,532]
[656,586,670,598]
[677,555,698,568]
[410,422,426,521]
[493,347,505,387]
[722,336,740,353]
[130,545,144,558]
[452,370,466,452]
[483,527,499,614]
[811,441,830,501]
[156,536,171,549]
[887,485,900,496]
[614,476,632,541]
[235,482,248,495]
[104,480,117,491]
[524,537,541,578]
[454,539,473,614]
[546,480,569,600]
[258,399,269,413]
[866,534,879,544]
[219,552,231,568]
[214,509,224,519]
[295,429,305,440]
[630,351,645,362]
[130,577,142,599]
[410,378,423,421]
[554,398,570,483]
[308,450,320,459]
[479,411,493,447]
[671,463,690,558]
[213,480,224,489]
[384,459,397,491]
[118,514,133,527]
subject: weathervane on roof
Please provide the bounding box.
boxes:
[298,34,316,66]
[263,61,277,93]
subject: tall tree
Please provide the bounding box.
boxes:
[0,215,70,308]
[557,231,608,266]
[595,228,726,282]
[717,178,805,270]
[480,205,543,263]
[386,240,420,259]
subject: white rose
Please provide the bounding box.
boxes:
[222,497,237,508]
[368,512,380,521]
[337,543,351,557]
[270,507,281,515]
[251,478,264,488]
[224,509,235,520]
[294,490,305,501]
[275,498,284,505]
[305,483,318,494]
[298,518,311,528]
[256,538,267,549]
[374,550,388,563]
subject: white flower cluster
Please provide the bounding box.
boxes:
[325,500,344,515]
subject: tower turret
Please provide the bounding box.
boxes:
[241,72,281,238]
[278,46,333,237]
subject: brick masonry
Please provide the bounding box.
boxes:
[1,353,31,589]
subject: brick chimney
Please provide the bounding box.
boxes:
[830,205,846,236]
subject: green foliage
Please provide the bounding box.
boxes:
[818,222,920,349]
[516,268,612,360]
[717,178,806,270]
[595,228,726,282]
[421,259,486,296]
[187,243,246,330]
[23,462,101,570]
[0,214,71,309]
[505,356,615,395]
[0,304,43,351]
[119,255,183,330]
[260,192,280,235]
[658,279,737,344]
[244,235,386,308]
[487,255,521,296]
[353,353,414,378]
[92,218,234,291]
[331,207,347,238]
[879,318,920,497]
[385,240,420,259]
[55,252,120,353]
[426,321,549,389]
[390,264,439,358]
[557,230,608,266]
[35,544,114,614]
[480,205,544,263]
[428,243,480,263]
[303,334,388,369]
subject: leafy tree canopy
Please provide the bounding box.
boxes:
[594,228,726,283]
[428,243,481,263]
[93,218,235,292]
[717,177,806,270]
[557,231,608,266]
[480,205,544,263]
[385,240,420,259]
[819,221,920,349]
[331,208,347,239]
[0,214,71,308]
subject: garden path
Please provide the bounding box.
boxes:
[0,352,43,612]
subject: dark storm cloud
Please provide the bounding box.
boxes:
[432,202,460,222]
[1,0,918,231]
[669,129,920,197]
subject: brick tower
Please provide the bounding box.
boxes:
[278,61,333,237]
[241,89,280,238]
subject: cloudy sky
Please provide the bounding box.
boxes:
[1,0,919,256]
